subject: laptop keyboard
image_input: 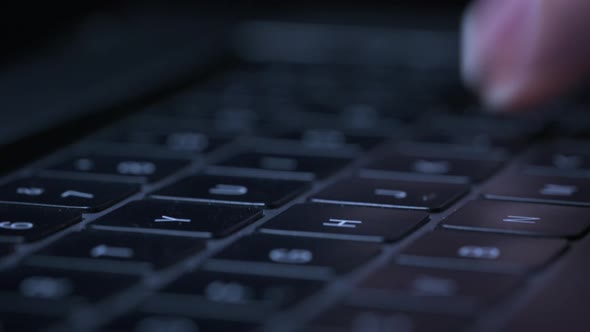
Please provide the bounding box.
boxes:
[0,60,589,332]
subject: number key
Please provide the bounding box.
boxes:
[0,204,81,243]
[0,177,138,212]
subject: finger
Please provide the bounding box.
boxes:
[461,0,590,111]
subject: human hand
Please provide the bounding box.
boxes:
[461,0,590,111]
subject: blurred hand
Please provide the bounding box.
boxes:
[461,0,590,111]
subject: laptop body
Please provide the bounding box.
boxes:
[0,2,588,332]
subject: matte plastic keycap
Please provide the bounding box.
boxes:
[214,152,351,180]
[441,200,590,238]
[525,141,590,176]
[259,203,428,242]
[153,271,322,314]
[0,266,138,306]
[0,177,138,211]
[502,228,590,332]
[306,306,468,332]
[0,204,81,243]
[103,313,258,332]
[353,265,521,314]
[152,175,309,208]
[398,230,567,273]
[311,177,468,211]
[483,173,590,207]
[27,231,205,273]
[205,234,380,279]
[45,154,190,182]
[91,200,262,238]
[363,152,502,183]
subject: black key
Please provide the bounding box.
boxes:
[306,306,468,332]
[398,133,521,156]
[311,177,468,211]
[279,129,385,150]
[0,244,14,258]
[0,177,138,212]
[0,204,81,243]
[103,313,258,332]
[0,313,60,332]
[525,141,590,176]
[147,271,322,317]
[352,265,521,314]
[501,226,590,332]
[205,234,380,279]
[363,152,502,183]
[483,173,590,207]
[0,266,138,309]
[259,203,428,242]
[44,154,191,183]
[213,152,351,180]
[398,230,567,273]
[152,175,309,208]
[101,129,229,154]
[441,200,590,238]
[27,231,205,273]
[91,200,262,238]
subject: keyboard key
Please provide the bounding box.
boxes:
[99,129,230,154]
[44,154,191,183]
[204,234,380,279]
[0,244,14,258]
[525,141,590,176]
[103,313,258,332]
[0,267,138,308]
[279,129,384,150]
[441,200,590,238]
[311,177,468,211]
[483,173,590,207]
[398,133,521,157]
[306,306,468,332]
[213,152,351,180]
[0,177,138,212]
[152,175,309,208]
[352,265,521,314]
[362,152,502,183]
[501,226,590,332]
[0,204,81,243]
[27,231,205,273]
[148,271,322,316]
[398,230,567,273]
[0,313,60,332]
[259,203,428,242]
[91,200,262,238]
